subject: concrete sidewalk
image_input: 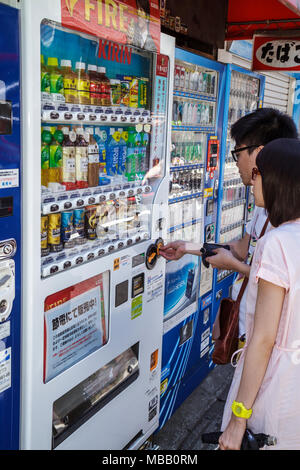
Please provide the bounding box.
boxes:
[153,364,235,450]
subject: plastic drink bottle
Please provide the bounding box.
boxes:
[98,67,111,106]
[41,127,52,187]
[125,127,137,182]
[47,57,65,103]
[138,131,149,180]
[61,126,76,191]
[88,64,101,106]
[49,127,64,184]
[75,62,90,105]
[106,128,120,176]
[41,55,50,102]
[118,128,128,178]
[61,59,78,104]
[86,127,100,187]
[75,127,89,188]
[94,128,110,186]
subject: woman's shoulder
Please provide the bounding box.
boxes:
[258,220,300,249]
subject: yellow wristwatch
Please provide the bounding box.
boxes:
[231,400,252,419]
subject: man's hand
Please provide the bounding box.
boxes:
[159,240,187,261]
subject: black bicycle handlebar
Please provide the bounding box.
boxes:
[202,429,277,450]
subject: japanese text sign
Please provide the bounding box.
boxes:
[253,35,300,71]
[44,273,109,382]
[61,0,160,53]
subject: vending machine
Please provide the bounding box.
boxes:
[0,1,21,451]
[212,64,265,346]
[0,0,176,451]
[159,47,226,428]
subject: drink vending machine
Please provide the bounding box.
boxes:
[0,0,176,450]
[213,64,265,332]
[159,48,226,428]
[0,1,21,451]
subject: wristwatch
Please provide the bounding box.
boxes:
[231,400,252,419]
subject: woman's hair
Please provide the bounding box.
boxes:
[256,138,300,227]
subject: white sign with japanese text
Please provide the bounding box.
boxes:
[44,274,108,382]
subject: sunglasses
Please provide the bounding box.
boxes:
[231,145,260,162]
[252,167,261,180]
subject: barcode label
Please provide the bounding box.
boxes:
[0,348,11,394]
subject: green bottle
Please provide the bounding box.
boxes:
[49,128,64,184]
[41,127,52,187]
[41,55,50,102]
[125,127,137,182]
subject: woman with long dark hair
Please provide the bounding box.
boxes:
[219,138,300,450]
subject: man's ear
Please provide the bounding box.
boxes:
[251,145,264,164]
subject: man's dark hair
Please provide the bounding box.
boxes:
[231,107,298,147]
[256,138,300,227]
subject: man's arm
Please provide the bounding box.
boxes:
[229,233,251,261]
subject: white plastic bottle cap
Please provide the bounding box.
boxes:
[61,59,72,67]
[88,64,97,72]
[75,62,86,70]
[98,66,106,73]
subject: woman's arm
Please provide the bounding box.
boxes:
[219,278,286,450]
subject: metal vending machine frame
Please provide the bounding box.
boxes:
[159,47,226,428]
[211,64,265,364]
[0,1,21,451]
[19,0,174,450]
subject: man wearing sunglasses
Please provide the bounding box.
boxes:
[160,107,297,338]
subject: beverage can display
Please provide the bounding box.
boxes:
[48,213,63,251]
[85,205,98,240]
[120,79,130,107]
[61,210,74,242]
[110,79,121,106]
[138,78,148,108]
[73,208,85,238]
[129,78,139,108]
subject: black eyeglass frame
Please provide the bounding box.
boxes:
[231,145,260,162]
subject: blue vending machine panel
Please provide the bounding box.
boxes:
[0,2,21,450]
[210,65,265,362]
[159,47,226,428]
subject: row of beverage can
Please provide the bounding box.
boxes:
[41,196,149,256]
[172,98,215,126]
[174,62,217,96]
[222,180,246,204]
[219,223,244,244]
[169,169,204,196]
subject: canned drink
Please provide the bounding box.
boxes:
[73,208,85,238]
[120,80,130,107]
[41,215,48,250]
[48,213,63,252]
[61,210,74,242]
[41,215,50,256]
[85,205,98,240]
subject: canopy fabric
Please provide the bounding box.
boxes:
[226,0,300,40]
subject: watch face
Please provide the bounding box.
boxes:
[235,405,242,415]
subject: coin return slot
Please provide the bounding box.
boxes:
[52,343,139,449]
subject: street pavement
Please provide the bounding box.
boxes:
[153,363,235,450]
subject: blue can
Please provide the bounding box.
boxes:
[61,210,74,242]
[73,208,85,238]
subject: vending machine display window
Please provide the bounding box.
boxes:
[40,20,169,278]
[44,271,110,383]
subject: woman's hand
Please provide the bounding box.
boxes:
[206,247,237,270]
[218,415,247,450]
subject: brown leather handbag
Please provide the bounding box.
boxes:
[211,217,269,365]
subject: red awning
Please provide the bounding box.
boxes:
[226,0,300,41]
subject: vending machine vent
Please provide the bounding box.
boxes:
[52,344,139,449]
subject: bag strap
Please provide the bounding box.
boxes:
[235,216,269,305]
